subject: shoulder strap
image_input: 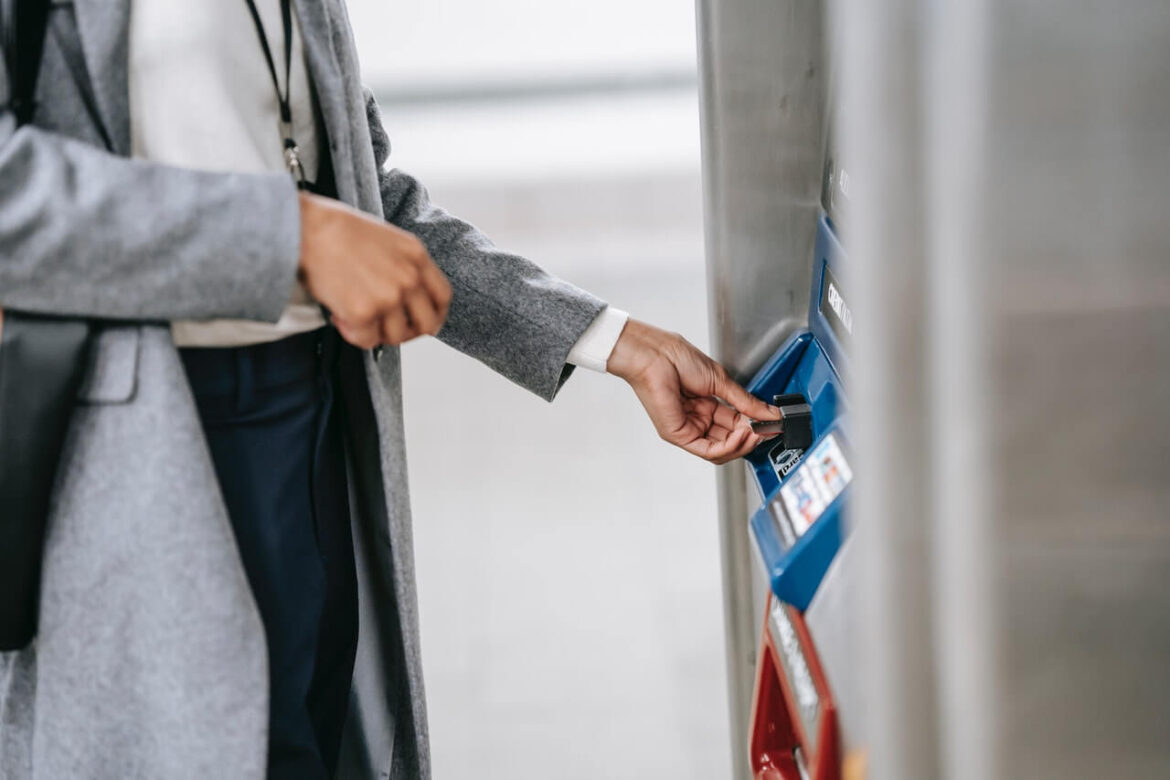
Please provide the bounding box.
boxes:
[3,0,52,126]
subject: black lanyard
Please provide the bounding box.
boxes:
[243,0,307,187]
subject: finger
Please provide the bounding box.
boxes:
[713,371,780,421]
[683,424,752,463]
[711,403,746,431]
[685,396,719,419]
[706,423,737,443]
[711,404,780,444]
[398,237,450,312]
[403,287,442,336]
[418,262,452,321]
[719,430,767,463]
[713,425,768,463]
[333,315,380,350]
[710,427,756,464]
[703,423,772,464]
[380,308,417,346]
[717,420,769,453]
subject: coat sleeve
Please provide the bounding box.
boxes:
[0,57,301,324]
[363,90,607,402]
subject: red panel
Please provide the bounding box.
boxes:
[748,596,844,780]
[749,606,800,780]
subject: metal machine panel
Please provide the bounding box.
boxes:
[803,538,864,758]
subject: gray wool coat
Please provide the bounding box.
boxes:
[0,1,605,777]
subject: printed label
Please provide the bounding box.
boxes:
[780,467,826,536]
[808,434,853,500]
[819,265,853,345]
[771,496,797,549]
[770,599,821,755]
[778,433,853,537]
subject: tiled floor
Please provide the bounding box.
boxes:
[396,166,734,778]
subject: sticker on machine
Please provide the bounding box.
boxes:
[779,432,853,537]
[808,433,853,503]
[779,467,827,536]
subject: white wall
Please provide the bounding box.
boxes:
[346,0,696,89]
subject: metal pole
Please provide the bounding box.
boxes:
[694,0,828,775]
[711,464,758,780]
[834,0,943,775]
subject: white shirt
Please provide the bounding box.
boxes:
[127,0,627,370]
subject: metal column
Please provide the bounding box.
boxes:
[837,0,1170,777]
[694,1,828,776]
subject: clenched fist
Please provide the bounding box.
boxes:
[297,192,452,349]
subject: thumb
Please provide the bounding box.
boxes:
[713,370,780,421]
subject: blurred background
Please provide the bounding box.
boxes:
[346,2,731,778]
[344,1,1170,778]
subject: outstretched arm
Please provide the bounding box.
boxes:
[364,91,776,463]
[365,91,605,401]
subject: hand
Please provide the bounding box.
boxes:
[607,319,782,464]
[297,192,452,349]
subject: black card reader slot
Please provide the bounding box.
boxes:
[751,393,814,452]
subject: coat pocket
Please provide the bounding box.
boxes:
[77,327,140,404]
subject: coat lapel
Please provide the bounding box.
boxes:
[70,0,132,155]
[290,0,358,206]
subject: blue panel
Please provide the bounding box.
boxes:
[744,336,847,501]
[808,213,851,381]
[749,429,853,611]
[742,210,854,609]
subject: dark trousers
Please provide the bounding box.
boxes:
[181,328,358,779]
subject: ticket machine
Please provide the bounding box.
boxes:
[744,138,859,779]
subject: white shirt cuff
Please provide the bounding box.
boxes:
[566,307,630,373]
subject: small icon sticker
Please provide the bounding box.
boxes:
[809,434,853,499]
[771,446,805,478]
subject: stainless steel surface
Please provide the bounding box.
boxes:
[838,0,1170,777]
[922,4,996,777]
[831,0,951,772]
[695,1,829,775]
[803,538,863,754]
[696,0,828,380]
[981,4,1170,774]
[711,462,759,779]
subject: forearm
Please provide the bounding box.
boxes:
[365,91,604,399]
[0,123,301,323]
[384,170,603,390]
